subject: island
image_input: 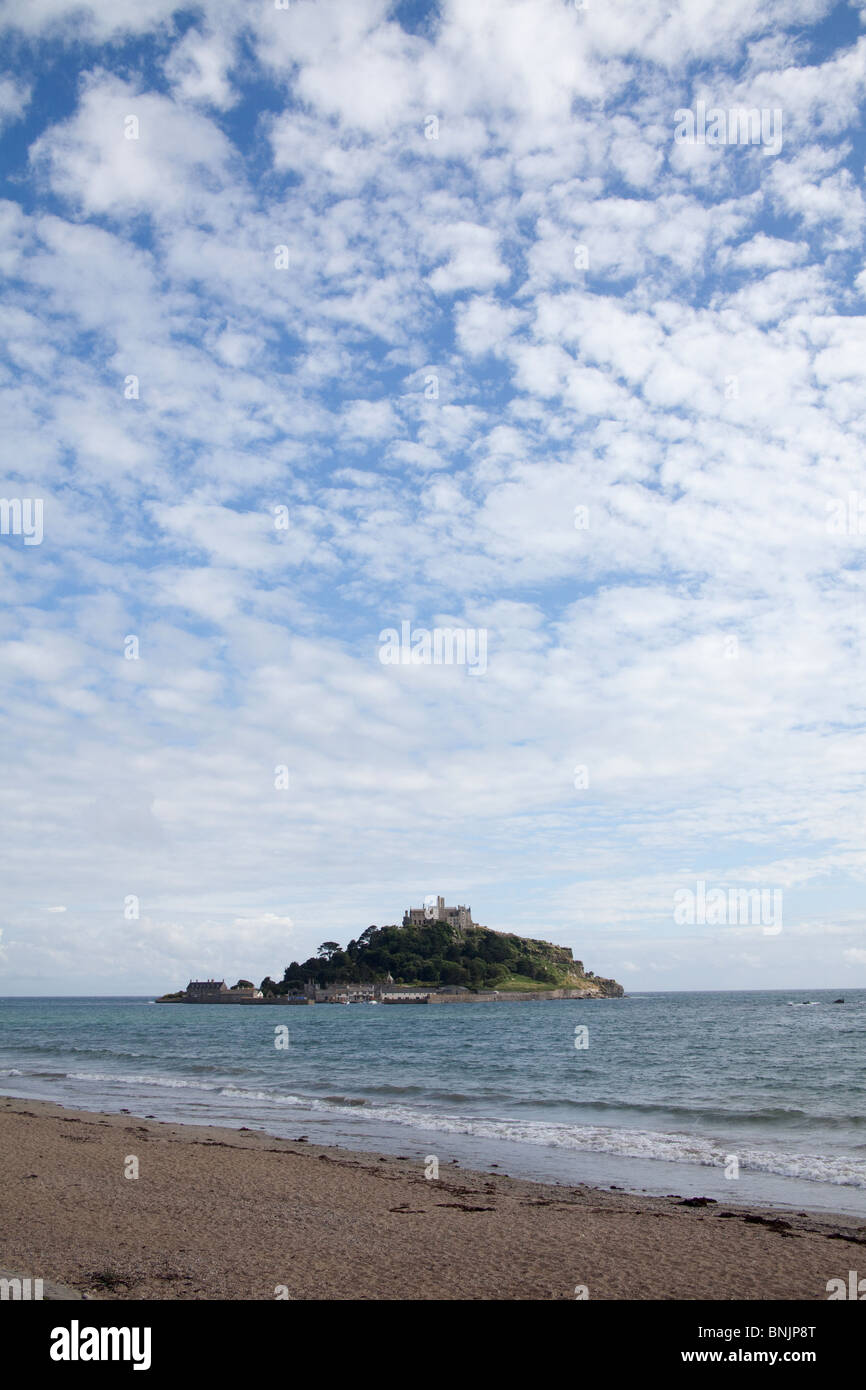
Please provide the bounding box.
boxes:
[157,896,623,1004]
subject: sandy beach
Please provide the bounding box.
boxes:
[1,1094,863,1300]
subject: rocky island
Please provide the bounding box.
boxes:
[158,896,623,1003]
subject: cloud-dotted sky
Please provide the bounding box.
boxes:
[0,0,864,992]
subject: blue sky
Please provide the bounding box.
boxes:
[0,0,864,993]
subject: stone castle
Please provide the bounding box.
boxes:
[402,895,477,933]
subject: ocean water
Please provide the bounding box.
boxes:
[2,990,865,1216]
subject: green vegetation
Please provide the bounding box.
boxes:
[271,920,618,994]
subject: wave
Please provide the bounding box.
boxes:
[9,1065,863,1136]
[509,1096,866,1130]
[68,1070,227,1091]
[301,1105,866,1189]
[28,1067,866,1190]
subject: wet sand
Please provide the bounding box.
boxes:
[1,1095,862,1300]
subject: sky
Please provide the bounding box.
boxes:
[0,0,864,994]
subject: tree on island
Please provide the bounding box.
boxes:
[259,976,286,996]
[278,920,581,993]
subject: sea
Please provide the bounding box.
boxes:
[2,989,865,1217]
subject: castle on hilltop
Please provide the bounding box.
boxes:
[402,896,477,933]
[157,899,625,1005]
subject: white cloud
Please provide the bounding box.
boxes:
[0,0,865,993]
[30,74,238,218]
[0,76,31,132]
[164,27,238,110]
[426,221,510,295]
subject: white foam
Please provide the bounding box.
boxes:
[48,1070,866,1189]
[68,1070,222,1091]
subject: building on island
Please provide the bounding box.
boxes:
[402,895,475,933]
[184,980,263,1002]
[186,979,228,999]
